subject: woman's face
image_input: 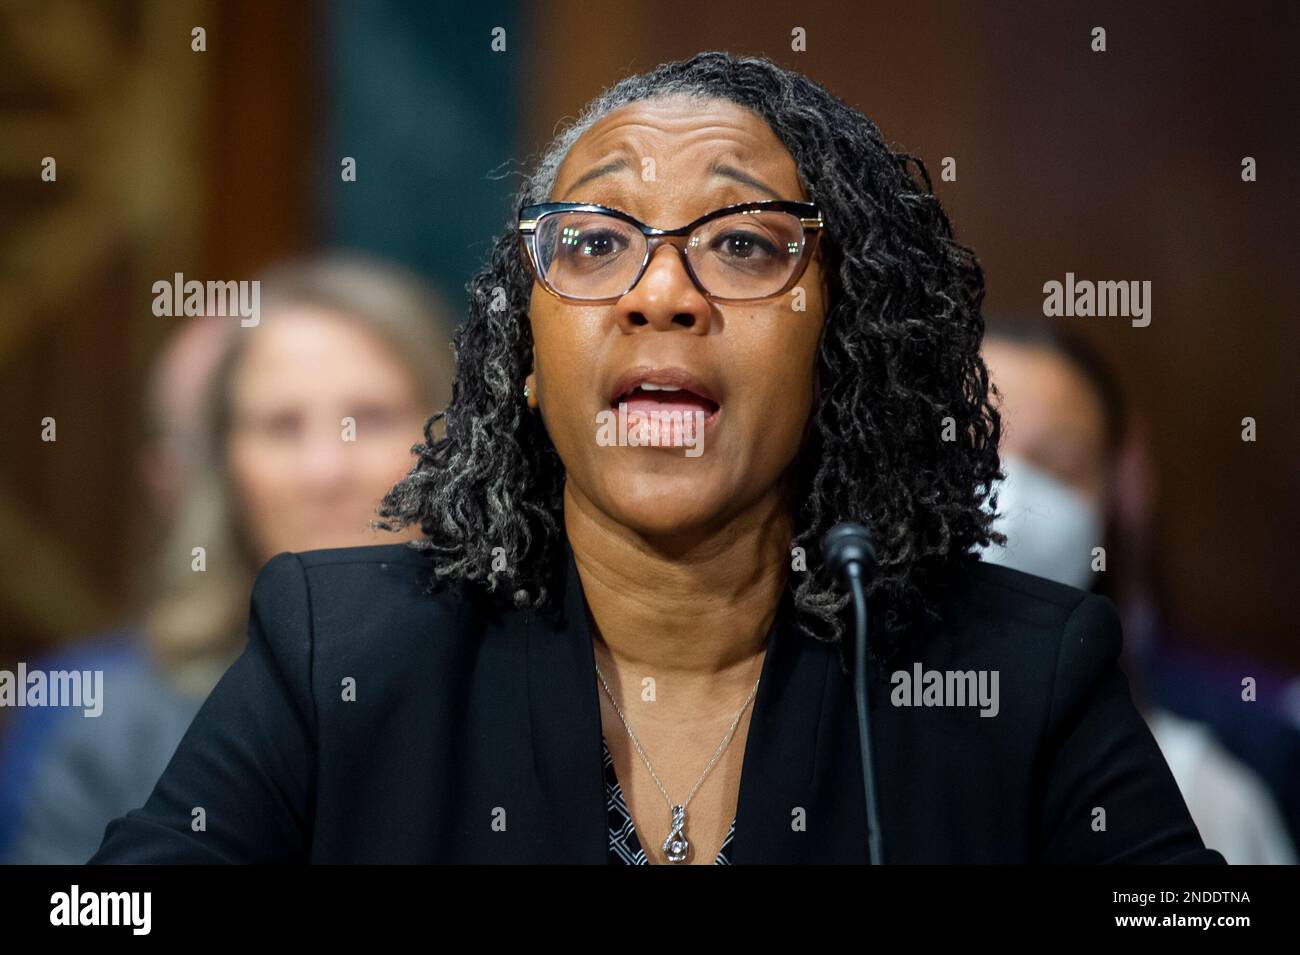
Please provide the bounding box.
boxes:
[525,95,829,539]
[225,307,429,564]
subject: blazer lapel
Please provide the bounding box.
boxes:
[522,536,608,863]
[730,588,868,863]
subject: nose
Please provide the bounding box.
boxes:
[613,243,713,333]
[298,423,355,489]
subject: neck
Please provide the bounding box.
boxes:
[563,481,792,692]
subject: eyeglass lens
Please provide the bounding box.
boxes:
[533,209,808,300]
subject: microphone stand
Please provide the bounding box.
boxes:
[823,522,884,865]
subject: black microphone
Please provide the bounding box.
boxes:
[821,521,884,865]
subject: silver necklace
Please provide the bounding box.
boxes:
[594,658,762,863]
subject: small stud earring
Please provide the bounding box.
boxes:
[523,384,532,399]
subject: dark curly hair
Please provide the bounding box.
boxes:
[374,51,1004,668]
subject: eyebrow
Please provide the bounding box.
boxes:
[559,159,785,201]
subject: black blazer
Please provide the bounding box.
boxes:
[89,535,1224,864]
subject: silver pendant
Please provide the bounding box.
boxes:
[662,804,690,862]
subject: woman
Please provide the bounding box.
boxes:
[146,253,454,697]
[89,53,1223,864]
[1,254,452,864]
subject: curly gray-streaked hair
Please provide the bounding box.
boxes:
[373,51,1004,664]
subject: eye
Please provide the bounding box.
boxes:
[571,228,626,258]
[712,229,779,260]
[237,409,303,442]
[351,403,404,431]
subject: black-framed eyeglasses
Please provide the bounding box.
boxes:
[517,199,825,304]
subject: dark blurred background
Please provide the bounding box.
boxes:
[1,0,1296,678]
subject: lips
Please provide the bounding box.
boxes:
[607,366,722,422]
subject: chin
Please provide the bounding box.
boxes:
[597,473,731,541]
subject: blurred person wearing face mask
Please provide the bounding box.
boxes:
[978,316,1296,865]
[0,253,455,864]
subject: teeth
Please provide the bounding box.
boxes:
[638,383,683,392]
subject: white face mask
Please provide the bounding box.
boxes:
[975,451,1103,591]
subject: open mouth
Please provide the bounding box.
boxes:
[607,367,723,427]
[611,382,721,422]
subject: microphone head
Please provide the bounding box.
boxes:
[821,521,879,585]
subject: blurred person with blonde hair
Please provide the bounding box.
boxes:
[0,253,455,863]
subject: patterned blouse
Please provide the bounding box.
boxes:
[603,736,735,864]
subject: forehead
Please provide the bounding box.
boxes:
[233,309,410,390]
[552,95,806,220]
[983,340,1106,442]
